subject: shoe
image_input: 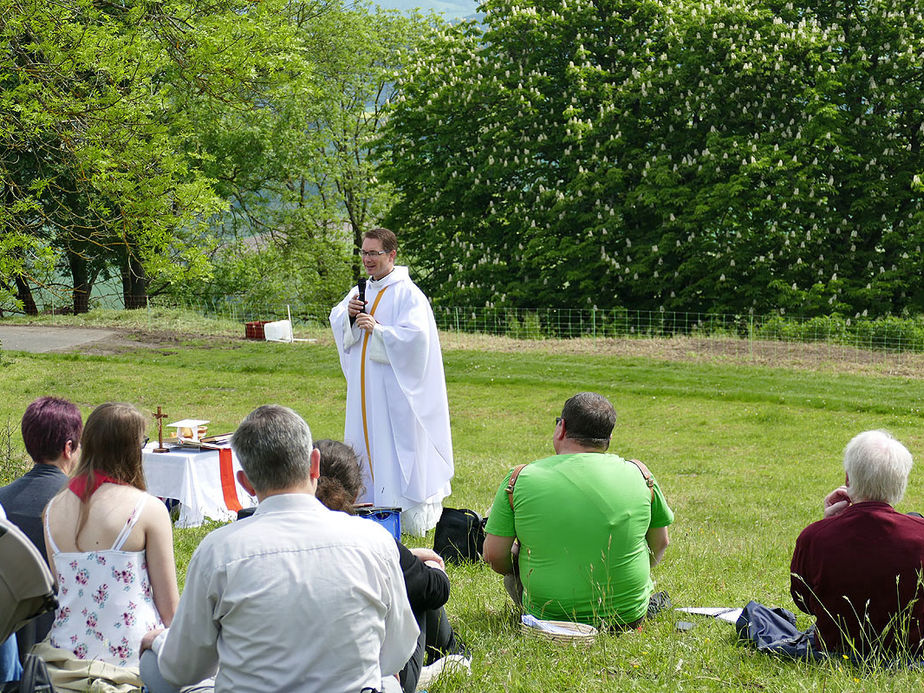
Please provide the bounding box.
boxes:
[416,654,472,690]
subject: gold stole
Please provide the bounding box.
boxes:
[360,285,391,481]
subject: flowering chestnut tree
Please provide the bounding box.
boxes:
[380,0,924,316]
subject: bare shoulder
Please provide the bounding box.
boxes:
[140,493,171,525]
[90,483,147,509]
[89,486,167,531]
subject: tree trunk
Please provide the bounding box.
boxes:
[121,252,148,309]
[15,275,38,315]
[68,249,92,314]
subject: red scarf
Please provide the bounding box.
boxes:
[68,472,129,498]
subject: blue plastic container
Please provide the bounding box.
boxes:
[356,506,402,540]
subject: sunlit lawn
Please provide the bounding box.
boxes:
[2,330,923,690]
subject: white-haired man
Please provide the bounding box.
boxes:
[791,430,924,657]
[140,405,418,692]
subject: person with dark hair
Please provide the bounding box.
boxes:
[314,439,366,514]
[329,227,454,536]
[313,440,470,692]
[40,402,179,671]
[0,396,83,660]
[483,392,674,628]
[140,406,417,693]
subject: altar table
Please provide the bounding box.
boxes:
[142,443,257,528]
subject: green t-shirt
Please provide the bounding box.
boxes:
[485,452,673,625]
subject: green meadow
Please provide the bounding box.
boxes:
[2,322,924,691]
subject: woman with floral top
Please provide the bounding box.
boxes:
[43,402,179,666]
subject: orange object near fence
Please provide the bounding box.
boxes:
[245,321,270,339]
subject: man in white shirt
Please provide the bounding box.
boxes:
[140,405,418,693]
[329,228,454,536]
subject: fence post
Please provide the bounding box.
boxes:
[748,314,754,360]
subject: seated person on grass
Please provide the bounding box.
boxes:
[0,396,83,661]
[790,430,924,659]
[482,392,673,629]
[139,405,417,693]
[313,439,470,693]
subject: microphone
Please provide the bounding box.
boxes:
[357,277,367,313]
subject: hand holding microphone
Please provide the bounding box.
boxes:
[351,277,376,332]
[348,278,367,319]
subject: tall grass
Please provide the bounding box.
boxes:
[0,417,29,486]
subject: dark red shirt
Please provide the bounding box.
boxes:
[791,502,924,656]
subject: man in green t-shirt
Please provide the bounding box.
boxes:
[483,392,673,627]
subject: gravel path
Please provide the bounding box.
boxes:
[0,325,120,353]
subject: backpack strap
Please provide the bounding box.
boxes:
[628,459,655,503]
[506,464,528,512]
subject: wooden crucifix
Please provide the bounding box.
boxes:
[153,406,169,453]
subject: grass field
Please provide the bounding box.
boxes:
[2,319,924,691]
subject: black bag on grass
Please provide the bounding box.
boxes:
[433,507,486,564]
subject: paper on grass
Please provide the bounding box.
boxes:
[676,607,743,624]
[521,614,598,635]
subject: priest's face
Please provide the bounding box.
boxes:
[362,237,396,280]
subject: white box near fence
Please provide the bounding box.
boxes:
[263,319,293,342]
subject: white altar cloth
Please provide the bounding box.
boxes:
[142,443,256,528]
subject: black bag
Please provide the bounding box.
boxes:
[1,654,55,692]
[433,507,486,564]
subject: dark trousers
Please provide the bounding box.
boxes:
[399,607,457,693]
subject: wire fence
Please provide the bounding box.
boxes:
[147,297,335,329]
[143,298,924,355]
[431,307,924,353]
[7,291,924,362]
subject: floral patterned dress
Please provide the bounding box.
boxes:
[45,494,164,666]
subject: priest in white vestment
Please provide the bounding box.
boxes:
[329,228,454,535]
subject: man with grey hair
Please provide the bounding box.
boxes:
[791,429,924,657]
[140,405,418,692]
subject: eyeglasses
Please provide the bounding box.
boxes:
[555,417,563,426]
[142,436,149,450]
[358,250,388,258]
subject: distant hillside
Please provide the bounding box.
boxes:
[376,0,478,21]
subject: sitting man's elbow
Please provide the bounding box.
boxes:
[646,527,670,566]
[482,534,514,575]
[482,546,503,572]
